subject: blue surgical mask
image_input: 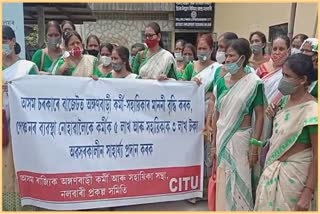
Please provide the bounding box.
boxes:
[225,56,244,75]
[112,62,123,72]
[2,44,12,56]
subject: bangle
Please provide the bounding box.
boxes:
[249,138,263,147]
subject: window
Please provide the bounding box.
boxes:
[269,23,288,42]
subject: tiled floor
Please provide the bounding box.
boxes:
[114,200,209,211]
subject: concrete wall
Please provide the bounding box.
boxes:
[77,19,174,50]
[214,3,317,40]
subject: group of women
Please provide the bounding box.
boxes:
[2,19,318,211]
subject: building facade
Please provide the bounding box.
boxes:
[76,3,317,52]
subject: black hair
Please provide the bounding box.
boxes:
[3,25,21,55]
[131,43,146,52]
[292,33,308,44]
[227,38,252,68]
[218,32,239,52]
[46,20,62,36]
[176,39,186,48]
[64,31,82,47]
[183,43,197,59]
[221,32,238,41]
[249,31,267,55]
[100,43,114,53]
[146,22,164,48]
[86,34,100,48]
[272,34,290,49]
[114,46,132,72]
[284,53,316,84]
[61,20,76,31]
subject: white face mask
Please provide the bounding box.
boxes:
[174,52,184,61]
[216,51,226,64]
[100,56,111,67]
[291,48,301,55]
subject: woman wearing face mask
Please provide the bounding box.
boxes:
[211,38,265,211]
[176,43,197,79]
[291,34,308,55]
[249,31,270,70]
[174,39,186,73]
[97,43,114,77]
[52,31,100,77]
[182,34,221,204]
[2,25,38,211]
[257,35,290,104]
[255,54,317,211]
[86,34,100,57]
[32,20,63,74]
[215,32,238,64]
[183,34,219,105]
[132,22,177,80]
[300,38,318,99]
[104,46,138,79]
[204,32,242,143]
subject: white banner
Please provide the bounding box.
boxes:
[8,76,205,210]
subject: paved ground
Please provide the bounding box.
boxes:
[114,200,208,211]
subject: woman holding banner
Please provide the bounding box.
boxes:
[94,46,138,79]
[254,54,318,211]
[212,38,265,211]
[182,33,221,204]
[52,31,100,77]
[2,25,38,211]
[132,22,177,80]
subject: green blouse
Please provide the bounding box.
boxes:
[32,49,61,72]
[279,96,317,144]
[310,81,318,98]
[211,65,255,92]
[215,75,264,115]
[182,62,215,92]
[54,56,100,77]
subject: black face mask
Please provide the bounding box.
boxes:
[86,49,99,57]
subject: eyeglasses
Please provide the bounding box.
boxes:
[144,33,157,39]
